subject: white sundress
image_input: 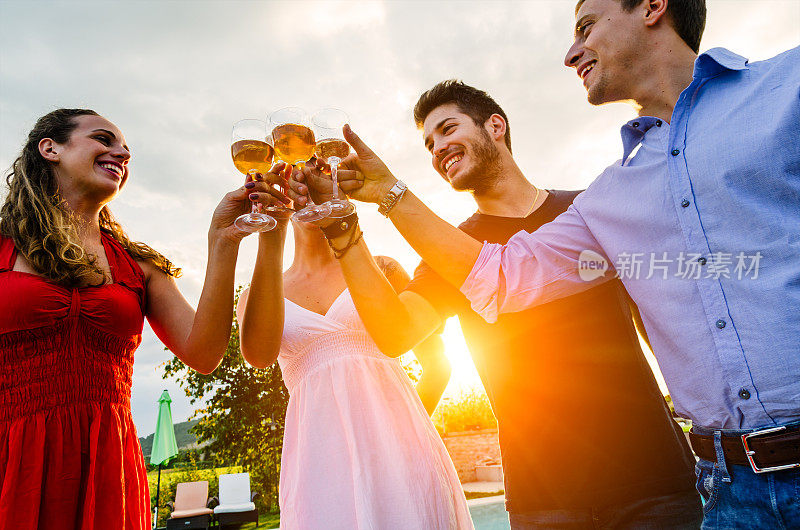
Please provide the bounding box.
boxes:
[277,289,473,530]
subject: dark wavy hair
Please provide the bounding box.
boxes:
[1,108,181,287]
[413,80,512,154]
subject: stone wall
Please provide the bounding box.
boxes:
[441,428,502,483]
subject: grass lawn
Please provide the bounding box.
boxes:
[237,511,281,529]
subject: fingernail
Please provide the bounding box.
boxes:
[249,193,258,200]
[245,181,255,189]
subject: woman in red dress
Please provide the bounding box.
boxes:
[0,109,287,529]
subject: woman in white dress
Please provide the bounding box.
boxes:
[236,168,473,529]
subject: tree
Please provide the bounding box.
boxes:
[162,288,289,512]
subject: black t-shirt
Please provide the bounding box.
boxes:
[405,190,696,512]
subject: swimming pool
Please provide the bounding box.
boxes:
[469,495,510,530]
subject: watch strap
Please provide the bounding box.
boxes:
[377,180,407,217]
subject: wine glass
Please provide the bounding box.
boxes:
[231,119,277,232]
[312,108,354,218]
[269,107,331,223]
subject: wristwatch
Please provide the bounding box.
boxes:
[377,180,407,217]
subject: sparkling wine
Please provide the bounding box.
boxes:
[272,124,315,165]
[314,138,350,163]
[231,140,274,175]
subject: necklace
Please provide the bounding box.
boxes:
[522,187,542,217]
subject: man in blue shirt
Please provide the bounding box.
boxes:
[305,0,799,526]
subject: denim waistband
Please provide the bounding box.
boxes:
[693,418,800,436]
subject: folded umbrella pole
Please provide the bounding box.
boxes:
[151,390,179,529]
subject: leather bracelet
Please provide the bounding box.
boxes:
[329,227,363,259]
[377,180,407,217]
[321,212,358,240]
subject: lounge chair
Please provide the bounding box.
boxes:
[165,480,215,529]
[213,472,260,528]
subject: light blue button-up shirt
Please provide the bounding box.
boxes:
[461,47,800,430]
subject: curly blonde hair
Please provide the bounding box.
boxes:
[0,108,181,287]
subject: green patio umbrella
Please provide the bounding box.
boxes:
[151,390,179,529]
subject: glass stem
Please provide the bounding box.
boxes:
[248,168,262,215]
[329,157,341,201]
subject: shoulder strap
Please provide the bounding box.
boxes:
[0,234,17,272]
[101,232,146,294]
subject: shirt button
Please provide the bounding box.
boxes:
[681,199,690,208]
[698,257,707,265]
[656,120,662,127]
[739,388,751,400]
[672,149,680,156]
[632,121,640,127]
[716,319,726,329]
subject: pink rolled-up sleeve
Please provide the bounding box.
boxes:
[460,203,611,323]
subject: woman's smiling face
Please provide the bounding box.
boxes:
[44,114,131,205]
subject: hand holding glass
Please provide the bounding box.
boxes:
[231,119,277,232]
[269,107,332,222]
[311,108,354,218]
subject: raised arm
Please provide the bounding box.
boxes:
[337,125,483,290]
[333,126,607,322]
[236,224,288,368]
[338,238,444,357]
[374,256,450,414]
[144,172,290,374]
[287,168,445,357]
[410,334,451,415]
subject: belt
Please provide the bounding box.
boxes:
[689,424,800,473]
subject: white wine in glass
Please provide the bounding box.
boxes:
[231,139,274,175]
[231,119,277,232]
[312,108,354,218]
[272,123,316,166]
[270,107,332,222]
[314,138,350,161]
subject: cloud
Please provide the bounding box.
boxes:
[1,0,797,435]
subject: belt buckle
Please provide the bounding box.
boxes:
[741,426,800,473]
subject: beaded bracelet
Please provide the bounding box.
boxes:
[329,227,363,259]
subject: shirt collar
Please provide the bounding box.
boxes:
[693,47,749,80]
[619,116,663,165]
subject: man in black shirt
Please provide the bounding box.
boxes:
[291,81,701,527]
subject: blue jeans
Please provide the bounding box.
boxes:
[694,425,800,529]
[508,490,702,529]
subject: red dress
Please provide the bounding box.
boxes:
[0,233,150,529]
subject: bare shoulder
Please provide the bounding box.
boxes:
[135,259,174,287]
[374,255,411,293]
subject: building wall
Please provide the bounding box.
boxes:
[441,429,502,483]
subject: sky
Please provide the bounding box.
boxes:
[1,0,798,437]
